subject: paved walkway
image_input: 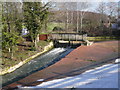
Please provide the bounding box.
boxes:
[4,40,119,89]
[22,63,119,88]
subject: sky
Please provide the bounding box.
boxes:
[1,0,119,2]
[42,0,120,2]
[41,0,119,12]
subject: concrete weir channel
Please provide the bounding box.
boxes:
[2,42,81,87]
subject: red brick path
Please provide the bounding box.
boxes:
[4,40,119,89]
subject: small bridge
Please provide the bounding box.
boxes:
[49,33,87,41]
[48,33,93,47]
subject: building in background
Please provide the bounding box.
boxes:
[22,28,29,35]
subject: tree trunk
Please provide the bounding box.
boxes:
[77,10,79,33]
[34,39,38,50]
[36,34,39,42]
[80,11,85,34]
[11,47,13,59]
[7,22,10,32]
[11,52,13,59]
[71,11,73,25]
[9,48,10,53]
[65,10,69,32]
[66,10,69,31]
[45,21,47,31]
[80,16,83,33]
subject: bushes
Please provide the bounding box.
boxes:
[2,32,19,51]
[85,26,113,37]
[53,26,64,31]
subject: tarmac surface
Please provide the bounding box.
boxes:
[3,40,119,89]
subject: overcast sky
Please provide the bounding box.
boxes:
[42,0,119,12]
[42,0,119,2]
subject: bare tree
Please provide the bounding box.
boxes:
[50,2,90,33]
[106,2,118,23]
[96,2,107,26]
[107,2,118,17]
[77,2,91,33]
[65,3,69,31]
[97,2,106,14]
[69,2,77,25]
[53,2,68,32]
[64,2,77,32]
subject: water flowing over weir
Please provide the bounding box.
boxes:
[2,47,74,87]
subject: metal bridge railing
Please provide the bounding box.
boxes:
[50,33,87,41]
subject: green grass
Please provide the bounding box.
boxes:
[2,41,50,70]
[40,32,49,34]
[47,22,65,31]
[2,50,36,69]
[37,41,50,47]
[87,36,119,42]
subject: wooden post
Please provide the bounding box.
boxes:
[68,34,70,41]
[69,40,70,46]
[75,33,77,41]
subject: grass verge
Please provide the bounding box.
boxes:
[1,41,53,75]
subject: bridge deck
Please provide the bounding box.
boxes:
[49,33,87,41]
